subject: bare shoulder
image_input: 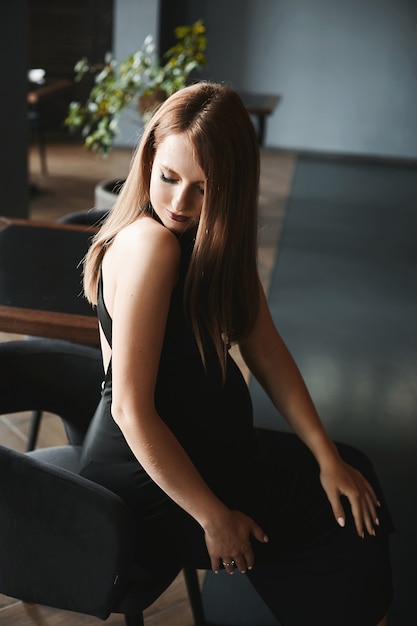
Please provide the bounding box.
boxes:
[102,216,181,300]
[107,216,181,270]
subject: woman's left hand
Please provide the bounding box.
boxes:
[319,458,381,538]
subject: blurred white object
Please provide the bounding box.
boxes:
[28,68,45,84]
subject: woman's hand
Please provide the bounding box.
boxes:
[203,509,269,574]
[319,458,381,538]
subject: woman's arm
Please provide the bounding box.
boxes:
[102,219,267,572]
[239,282,380,537]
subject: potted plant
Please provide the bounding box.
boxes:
[65,19,207,157]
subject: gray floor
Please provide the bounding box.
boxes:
[204,156,417,624]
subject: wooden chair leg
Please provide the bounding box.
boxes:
[183,568,206,626]
[26,410,42,451]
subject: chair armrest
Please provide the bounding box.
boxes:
[0,444,135,620]
[0,339,103,444]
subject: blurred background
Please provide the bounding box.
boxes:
[0,1,416,624]
[2,0,416,218]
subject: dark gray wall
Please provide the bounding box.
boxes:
[114,0,417,158]
[1,1,29,218]
[113,0,159,147]
[189,0,417,159]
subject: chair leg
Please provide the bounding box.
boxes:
[26,410,42,451]
[183,568,206,626]
[124,613,144,626]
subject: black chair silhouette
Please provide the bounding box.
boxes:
[57,207,110,227]
[18,338,103,450]
[0,339,206,625]
[26,207,110,452]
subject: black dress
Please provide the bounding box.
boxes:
[79,219,393,626]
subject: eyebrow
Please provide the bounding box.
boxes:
[160,165,177,176]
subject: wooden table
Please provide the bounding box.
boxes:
[238,91,281,146]
[27,78,72,107]
[0,217,99,344]
[28,78,72,175]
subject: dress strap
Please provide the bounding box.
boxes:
[97,270,113,347]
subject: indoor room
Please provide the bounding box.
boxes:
[0,1,416,624]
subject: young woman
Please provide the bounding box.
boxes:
[79,82,393,625]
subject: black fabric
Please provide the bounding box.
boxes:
[203,525,392,626]
[0,444,134,620]
[0,224,95,316]
[78,211,393,625]
[0,339,103,444]
[28,444,83,471]
[0,444,182,619]
[80,234,255,512]
[0,339,193,620]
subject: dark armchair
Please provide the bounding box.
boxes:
[0,339,206,625]
[26,207,109,452]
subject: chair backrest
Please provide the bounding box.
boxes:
[0,444,135,620]
[58,208,110,226]
[0,339,103,444]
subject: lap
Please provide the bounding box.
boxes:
[248,524,392,626]
[250,429,393,547]
[128,430,393,624]
[145,430,394,567]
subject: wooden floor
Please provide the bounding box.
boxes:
[0,139,296,625]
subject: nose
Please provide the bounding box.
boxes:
[171,185,189,213]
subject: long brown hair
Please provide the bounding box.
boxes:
[83,82,260,376]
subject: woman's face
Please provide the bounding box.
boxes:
[149,133,206,235]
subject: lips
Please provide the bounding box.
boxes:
[167,210,190,223]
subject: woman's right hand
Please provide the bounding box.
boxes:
[203,509,269,574]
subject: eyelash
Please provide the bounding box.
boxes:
[160,172,204,196]
[160,173,177,184]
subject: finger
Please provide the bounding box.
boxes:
[348,493,367,538]
[366,482,381,524]
[355,473,381,528]
[327,490,347,529]
[362,477,380,508]
[334,488,377,538]
[363,489,379,535]
[251,522,269,545]
[234,546,253,573]
[364,510,376,536]
[242,547,255,571]
[211,555,221,573]
[230,553,248,573]
[352,478,379,536]
[222,558,236,575]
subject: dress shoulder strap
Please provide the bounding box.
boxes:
[97,271,113,347]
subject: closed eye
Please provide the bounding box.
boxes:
[160,171,204,195]
[161,172,177,184]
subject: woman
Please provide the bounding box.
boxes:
[79,82,393,625]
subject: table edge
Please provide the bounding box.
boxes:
[0,305,99,345]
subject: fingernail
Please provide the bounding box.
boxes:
[214,571,219,574]
[361,531,365,539]
[264,534,269,543]
[337,516,345,527]
[248,566,253,570]
[375,517,380,526]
